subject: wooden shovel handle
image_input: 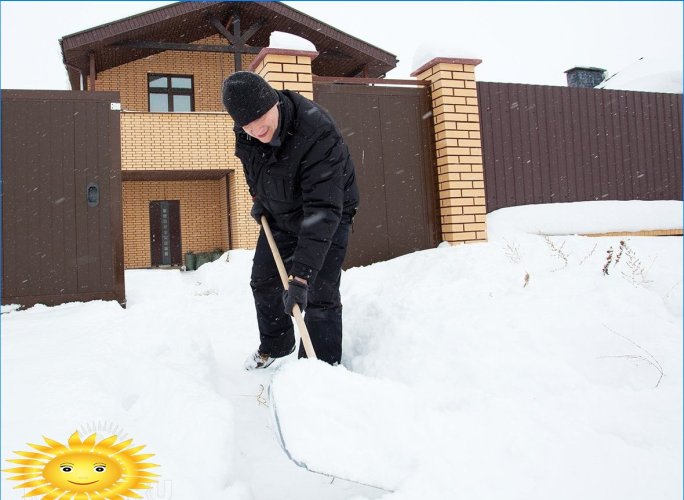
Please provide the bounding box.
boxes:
[261,216,317,359]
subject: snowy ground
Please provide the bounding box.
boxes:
[2,201,682,499]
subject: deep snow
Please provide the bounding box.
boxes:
[2,201,682,499]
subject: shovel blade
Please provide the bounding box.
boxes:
[269,359,419,491]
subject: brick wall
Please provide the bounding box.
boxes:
[120,112,235,171]
[95,34,255,112]
[122,180,228,269]
[413,58,487,244]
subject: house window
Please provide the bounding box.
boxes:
[148,74,194,112]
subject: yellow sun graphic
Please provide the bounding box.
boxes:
[3,431,159,499]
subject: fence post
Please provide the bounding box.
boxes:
[249,48,318,99]
[412,57,487,244]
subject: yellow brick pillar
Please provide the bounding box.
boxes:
[412,57,487,244]
[249,48,318,100]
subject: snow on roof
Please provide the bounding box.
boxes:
[598,57,682,94]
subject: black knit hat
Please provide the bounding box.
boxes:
[222,72,279,127]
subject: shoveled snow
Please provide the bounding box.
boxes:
[2,200,682,499]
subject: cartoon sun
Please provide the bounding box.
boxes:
[3,431,159,499]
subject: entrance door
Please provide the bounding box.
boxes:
[149,200,181,266]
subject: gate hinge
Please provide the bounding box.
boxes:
[110,102,122,111]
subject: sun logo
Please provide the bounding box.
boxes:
[3,431,159,499]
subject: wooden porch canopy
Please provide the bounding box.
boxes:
[60,1,398,90]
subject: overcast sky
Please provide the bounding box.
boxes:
[1,1,682,90]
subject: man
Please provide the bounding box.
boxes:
[222,71,359,370]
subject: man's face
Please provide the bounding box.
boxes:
[243,104,279,143]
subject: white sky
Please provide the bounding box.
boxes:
[1,1,682,90]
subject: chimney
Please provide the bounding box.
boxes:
[564,67,607,88]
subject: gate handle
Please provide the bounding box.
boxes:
[87,183,99,207]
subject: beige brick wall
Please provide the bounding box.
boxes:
[228,171,260,249]
[100,37,261,255]
[95,34,255,112]
[120,112,236,171]
[414,59,487,244]
[122,180,229,269]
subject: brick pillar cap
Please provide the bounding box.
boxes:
[248,48,319,72]
[411,57,482,77]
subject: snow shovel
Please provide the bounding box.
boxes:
[260,216,317,359]
[268,358,419,492]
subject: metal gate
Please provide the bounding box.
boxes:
[314,79,439,268]
[2,90,125,307]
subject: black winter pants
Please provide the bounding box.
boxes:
[250,221,351,365]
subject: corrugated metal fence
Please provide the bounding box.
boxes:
[478,82,682,212]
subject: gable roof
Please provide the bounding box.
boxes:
[60,1,398,89]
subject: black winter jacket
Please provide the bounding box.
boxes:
[234,90,359,282]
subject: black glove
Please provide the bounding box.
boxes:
[283,277,308,316]
[250,199,266,224]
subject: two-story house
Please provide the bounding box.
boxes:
[59,1,397,269]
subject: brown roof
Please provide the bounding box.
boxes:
[60,1,397,89]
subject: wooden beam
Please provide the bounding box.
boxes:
[116,41,262,54]
[240,20,264,43]
[232,13,242,71]
[89,52,96,91]
[209,16,239,45]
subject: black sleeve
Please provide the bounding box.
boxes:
[289,129,349,282]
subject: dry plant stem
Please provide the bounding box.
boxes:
[601,324,664,388]
[544,236,569,271]
[504,238,522,264]
[579,242,597,265]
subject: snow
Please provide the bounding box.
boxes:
[2,201,682,499]
[268,31,317,52]
[487,200,683,239]
[412,41,481,72]
[598,57,683,94]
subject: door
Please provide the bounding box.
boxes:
[149,200,181,266]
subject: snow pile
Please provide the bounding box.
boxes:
[486,200,683,239]
[269,31,316,52]
[598,57,682,94]
[2,201,682,499]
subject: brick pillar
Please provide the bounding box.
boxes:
[249,48,318,100]
[412,58,487,244]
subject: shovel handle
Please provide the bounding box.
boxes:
[261,216,317,360]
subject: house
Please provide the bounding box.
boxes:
[59,1,398,269]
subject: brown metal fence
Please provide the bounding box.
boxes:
[2,90,125,308]
[477,82,683,212]
[314,80,439,268]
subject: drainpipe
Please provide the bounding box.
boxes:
[226,175,233,250]
[64,62,85,91]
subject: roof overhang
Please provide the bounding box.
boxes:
[60,1,397,89]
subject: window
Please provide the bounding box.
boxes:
[148,74,194,112]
